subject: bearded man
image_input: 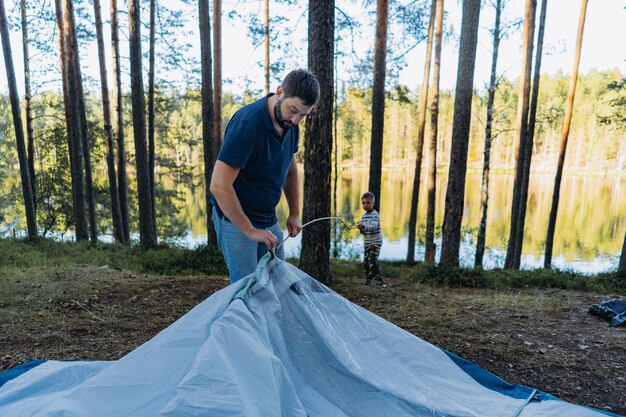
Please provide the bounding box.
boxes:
[210,69,320,282]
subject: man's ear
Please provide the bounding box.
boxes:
[275,85,283,98]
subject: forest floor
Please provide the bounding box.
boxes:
[1,264,624,415]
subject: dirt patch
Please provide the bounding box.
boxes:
[1,266,624,415]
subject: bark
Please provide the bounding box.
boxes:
[0,0,37,237]
[406,0,436,263]
[505,0,536,269]
[368,0,389,213]
[299,0,334,283]
[264,0,270,95]
[110,0,130,243]
[213,0,222,151]
[545,0,588,268]
[332,37,339,258]
[425,0,444,264]
[513,0,547,268]
[199,0,216,244]
[617,233,626,273]
[53,0,73,197]
[21,0,36,204]
[64,0,98,244]
[439,0,481,266]
[129,0,157,246]
[94,0,124,244]
[62,0,89,241]
[475,0,502,268]
[148,0,157,237]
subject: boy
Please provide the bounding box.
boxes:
[357,192,386,287]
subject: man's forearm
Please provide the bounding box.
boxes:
[284,182,299,217]
[284,159,300,216]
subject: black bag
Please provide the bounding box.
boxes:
[588,300,626,326]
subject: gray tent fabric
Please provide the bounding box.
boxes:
[0,254,614,416]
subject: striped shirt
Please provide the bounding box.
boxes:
[360,210,383,247]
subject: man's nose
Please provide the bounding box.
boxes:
[291,114,304,124]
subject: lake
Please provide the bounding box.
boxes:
[2,168,624,274]
[170,168,625,274]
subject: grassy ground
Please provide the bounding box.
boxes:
[1,238,624,415]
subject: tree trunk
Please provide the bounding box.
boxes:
[406,0,436,263]
[199,0,216,245]
[21,0,36,205]
[505,0,536,269]
[264,0,270,95]
[513,0,547,268]
[299,0,334,283]
[148,0,157,238]
[0,0,37,237]
[368,0,389,213]
[545,0,588,268]
[54,0,75,210]
[63,0,98,244]
[617,233,626,273]
[213,0,222,151]
[110,0,130,243]
[61,0,89,241]
[475,0,502,268]
[425,0,444,264]
[94,0,124,244]
[439,0,481,266]
[129,0,157,246]
[332,38,339,258]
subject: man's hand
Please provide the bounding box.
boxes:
[286,214,302,237]
[246,228,278,250]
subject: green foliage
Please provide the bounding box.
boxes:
[597,76,626,129]
[400,262,625,293]
[0,238,622,292]
[32,93,74,236]
[334,69,625,173]
[0,237,227,277]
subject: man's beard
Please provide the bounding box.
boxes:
[274,100,293,130]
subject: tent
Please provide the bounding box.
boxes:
[0,254,618,416]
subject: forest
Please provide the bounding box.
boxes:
[0,0,624,280]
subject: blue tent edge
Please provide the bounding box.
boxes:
[0,360,46,389]
[0,353,621,416]
[443,349,621,417]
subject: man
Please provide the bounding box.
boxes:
[210,69,320,282]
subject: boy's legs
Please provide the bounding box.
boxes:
[363,246,372,284]
[365,245,382,284]
[212,207,284,283]
[367,245,386,286]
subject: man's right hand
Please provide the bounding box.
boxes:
[246,228,278,250]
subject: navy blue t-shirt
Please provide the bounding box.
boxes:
[211,94,299,228]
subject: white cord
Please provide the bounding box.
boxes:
[276,216,354,250]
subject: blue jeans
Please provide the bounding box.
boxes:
[212,207,285,283]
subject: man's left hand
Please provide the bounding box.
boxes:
[286,215,302,237]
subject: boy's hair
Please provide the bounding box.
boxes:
[361,192,375,201]
[281,69,320,106]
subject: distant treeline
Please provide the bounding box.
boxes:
[333,68,625,173]
[0,68,623,238]
[0,68,623,179]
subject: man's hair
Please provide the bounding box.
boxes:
[361,192,375,201]
[281,69,320,106]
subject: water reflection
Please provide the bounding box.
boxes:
[2,169,624,273]
[170,168,624,273]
